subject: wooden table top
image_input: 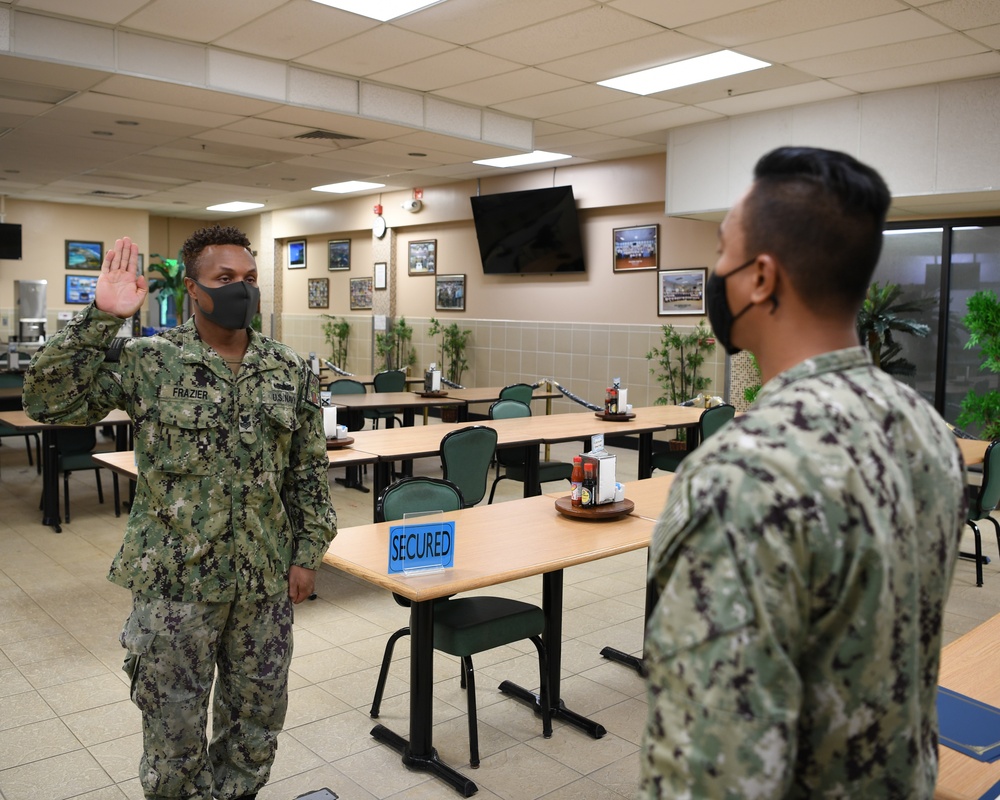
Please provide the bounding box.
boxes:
[322,373,424,387]
[323,493,655,603]
[935,612,1000,799]
[445,386,561,404]
[328,391,466,410]
[546,474,675,521]
[958,437,990,466]
[0,408,131,430]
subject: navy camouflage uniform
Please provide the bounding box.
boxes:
[24,305,337,800]
[640,347,966,799]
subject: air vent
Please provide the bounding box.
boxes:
[90,190,142,200]
[294,129,365,142]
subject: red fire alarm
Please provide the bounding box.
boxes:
[413,188,423,200]
[373,203,383,216]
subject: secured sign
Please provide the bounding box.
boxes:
[388,521,455,574]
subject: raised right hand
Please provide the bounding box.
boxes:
[94,236,148,319]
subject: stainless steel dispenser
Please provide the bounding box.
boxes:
[14,279,47,343]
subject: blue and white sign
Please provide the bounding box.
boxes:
[388,521,455,574]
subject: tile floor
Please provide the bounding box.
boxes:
[0,426,997,800]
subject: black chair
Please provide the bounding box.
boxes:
[651,403,735,473]
[499,382,533,405]
[966,440,1000,587]
[370,476,552,768]
[55,427,119,523]
[487,399,573,504]
[440,425,498,507]
[368,370,406,429]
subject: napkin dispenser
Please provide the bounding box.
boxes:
[322,406,338,439]
[581,450,617,504]
[424,363,441,392]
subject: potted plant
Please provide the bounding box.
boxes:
[375,317,416,372]
[646,321,715,446]
[428,317,472,386]
[957,289,1000,439]
[147,251,187,328]
[321,315,350,370]
[855,281,932,376]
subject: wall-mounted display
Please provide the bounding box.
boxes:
[408,239,436,275]
[435,274,466,312]
[614,224,658,271]
[308,278,329,309]
[65,274,98,304]
[350,277,373,310]
[288,239,306,269]
[658,268,707,316]
[65,240,103,270]
[328,239,350,271]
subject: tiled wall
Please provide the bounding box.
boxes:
[282,313,729,415]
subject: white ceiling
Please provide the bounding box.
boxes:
[0,0,998,219]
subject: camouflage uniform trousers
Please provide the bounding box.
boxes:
[120,591,293,800]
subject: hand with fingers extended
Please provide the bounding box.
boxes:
[95,236,149,319]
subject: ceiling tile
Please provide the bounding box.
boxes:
[542,96,680,129]
[117,0,285,43]
[92,75,282,116]
[920,0,1000,30]
[65,89,242,129]
[11,0,147,25]
[367,48,521,93]
[491,84,622,119]
[650,65,817,105]
[967,23,1000,48]
[540,31,712,83]
[473,5,664,65]
[433,68,581,107]
[791,33,987,78]
[295,26,455,77]
[832,51,1000,92]
[590,105,724,136]
[697,80,854,115]
[392,0,592,44]
[607,0,771,29]
[679,0,908,47]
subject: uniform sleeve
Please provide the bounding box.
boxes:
[22,304,128,425]
[282,367,337,569]
[639,466,807,800]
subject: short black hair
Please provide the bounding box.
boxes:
[742,147,891,314]
[182,225,253,280]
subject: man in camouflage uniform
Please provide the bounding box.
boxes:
[24,226,336,800]
[640,147,966,798]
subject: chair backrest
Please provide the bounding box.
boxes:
[440,425,498,507]
[977,441,1000,514]
[373,370,407,393]
[56,427,98,471]
[377,476,465,522]
[326,378,366,395]
[489,398,531,421]
[499,383,533,405]
[700,404,736,440]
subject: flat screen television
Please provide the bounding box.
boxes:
[470,186,585,274]
[0,222,22,259]
[66,273,98,305]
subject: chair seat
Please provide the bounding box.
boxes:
[503,460,574,484]
[433,597,544,657]
[650,450,686,473]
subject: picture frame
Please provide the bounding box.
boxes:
[308,278,329,309]
[613,224,658,272]
[350,277,373,310]
[408,239,436,275]
[435,274,466,312]
[65,240,104,271]
[288,239,306,269]
[374,261,387,290]
[327,239,350,271]
[658,268,707,316]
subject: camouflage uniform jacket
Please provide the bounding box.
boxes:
[23,304,337,603]
[640,347,966,799]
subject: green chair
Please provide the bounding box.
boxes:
[651,403,735,474]
[327,379,368,490]
[499,382,533,405]
[487,399,573,504]
[55,427,119,523]
[0,373,40,474]
[440,425,498,507]
[370,476,552,767]
[368,369,406,429]
[966,440,1000,587]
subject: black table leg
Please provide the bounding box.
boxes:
[40,429,61,532]
[334,465,370,493]
[499,569,607,739]
[637,431,653,479]
[370,599,478,797]
[600,553,654,676]
[522,446,540,497]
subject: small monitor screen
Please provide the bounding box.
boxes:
[66,274,98,305]
[0,222,22,260]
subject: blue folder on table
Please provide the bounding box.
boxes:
[938,686,1000,763]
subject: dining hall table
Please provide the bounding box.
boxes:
[322,491,656,797]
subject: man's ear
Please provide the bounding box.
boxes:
[750,255,779,308]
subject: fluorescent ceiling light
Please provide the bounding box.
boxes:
[311,180,386,193]
[883,228,943,235]
[206,201,264,212]
[473,150,572,169]
[309,0,443,21]
[598,50,769,95]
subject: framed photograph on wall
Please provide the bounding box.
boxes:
[374,261,387,290]
[435,274,466,312]
[65,240,104,270]
[288,239,306,269]
[350,277,373,310]
[658,268,707,316]
[408,239,436,275]
[328,239,350,271]
[308,278,329,309]
[613,224,658,272]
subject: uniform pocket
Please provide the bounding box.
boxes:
[153,396,223,475]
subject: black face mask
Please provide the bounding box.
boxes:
[705,257,757,356]
[193,280,260,330]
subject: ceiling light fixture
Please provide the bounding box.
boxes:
[206,201,265,212]
[598,50,770,95]
[473,150,571,169]
[311,180,386,193]
[309,0,444,22]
